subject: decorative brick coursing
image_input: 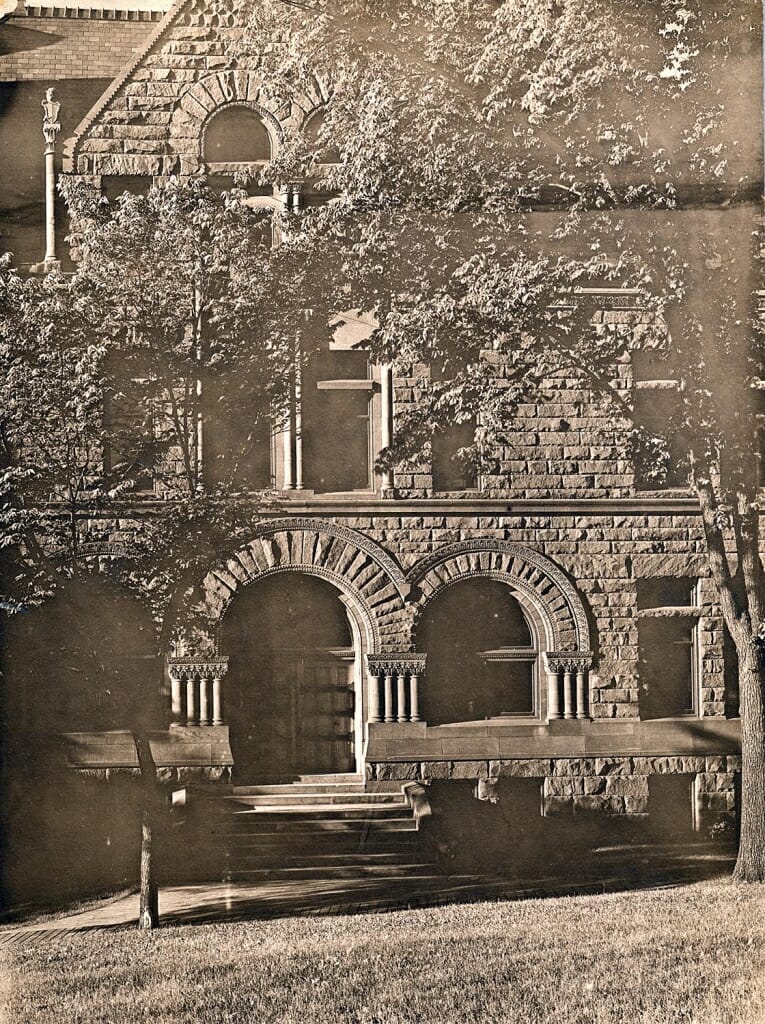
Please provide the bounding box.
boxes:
[0,15,153,81]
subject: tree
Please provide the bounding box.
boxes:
[0,178,329,923]
[229,0,764,877]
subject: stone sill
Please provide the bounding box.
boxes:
[366,717,740,761]
[57,726,233,769]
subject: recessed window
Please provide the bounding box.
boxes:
[301,348,373,493]
[419,579,537,724]
[103,375,155,493]
[202,384,272,491]
[432,419,478,491]
[638,618,696,718]
[204,106,271,163]
[648,774,694,835]
[633,389,688,489]
[637,577,699,719]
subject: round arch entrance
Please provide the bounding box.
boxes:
[221,572,364,781]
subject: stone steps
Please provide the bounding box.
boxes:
[223,779,436,883]
[227,864,439,881]
[226,792,406,807]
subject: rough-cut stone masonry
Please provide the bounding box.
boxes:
[370,754,740,820]
[91,510,734,721]
[0,14,154,81]
[393,325,650,500]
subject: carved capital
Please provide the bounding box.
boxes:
[367,653,427,676]
[544,652,593,674]
[167,656,229,681]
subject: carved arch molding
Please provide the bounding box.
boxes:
[202,523,591,658]
[170,71,330,162]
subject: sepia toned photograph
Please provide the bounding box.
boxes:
[0,0,764,1021]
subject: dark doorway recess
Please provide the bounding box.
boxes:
[222,573,356,781]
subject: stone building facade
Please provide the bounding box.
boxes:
[1,0,752,867]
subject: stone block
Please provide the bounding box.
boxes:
[552,759,595,777]
[374,762,421,781]
[489,758,551,778]
[583,776,607,795]
[543,795,573,817]
[605,776,648,800]
[448,760,489,780]
[594,757,634,776]
[420,761,451,780]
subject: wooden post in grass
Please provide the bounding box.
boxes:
[134,732,159,930]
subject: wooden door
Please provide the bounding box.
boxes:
[233,648,355,780]
[296,654,355,775]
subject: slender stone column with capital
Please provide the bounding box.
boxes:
[31,88,61,275]
[368,672,382,723]
[186,673,197,726]
[212,671,224,725]
[563,669,575,719]
[383,673,394,722]
[380,363,394,491]
[199,673,210,726]
[547,669,561,720]
[282,412,294,489]
[294,359,304,490]
[396,672,407,723]
[576,669,587,720]
[170,669,184,724]
[409,673,420,722]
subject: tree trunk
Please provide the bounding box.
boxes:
[733,644,765,881]
[134,731,160,929]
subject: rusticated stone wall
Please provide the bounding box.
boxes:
[87,508,735,722]
[370,754,740,821]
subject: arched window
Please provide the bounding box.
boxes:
[203,105,272,164]
[418,578,538,725]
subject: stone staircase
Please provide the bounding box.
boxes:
[221,775,438,882]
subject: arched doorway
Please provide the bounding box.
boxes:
[418,578,539,725]
[222,573,360,781]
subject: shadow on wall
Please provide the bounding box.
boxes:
[425,779,738,883]
[0,772,144,911]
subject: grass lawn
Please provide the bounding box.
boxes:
[3,880,764,1024]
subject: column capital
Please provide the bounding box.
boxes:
[544,652,593,674]
[367,653,427,676]
[167,655,229,681]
